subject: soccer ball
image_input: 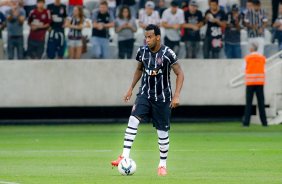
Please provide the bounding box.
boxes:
[118,158,136,176]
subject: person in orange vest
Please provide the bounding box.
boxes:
[243,43,268,127]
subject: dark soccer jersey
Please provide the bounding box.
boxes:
[205,9,227,39]
[136,45,178,102]
[28,9,51,41]
[47,3,67,32]
[183,10,203,41]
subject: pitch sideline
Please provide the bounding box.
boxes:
[0,181,20,184]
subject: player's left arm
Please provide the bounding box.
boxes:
[171,63,184,108]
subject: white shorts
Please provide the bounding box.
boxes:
[68,39,82,48]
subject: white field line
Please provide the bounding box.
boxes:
[134,149,282,152]
[0,149,282,153]
[0,181,20,184]
[0,150,112,153]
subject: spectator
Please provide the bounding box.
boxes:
[181,0,203,58]
[161,1,185,55]
[244,0,268,55]
[23,0,36,17]
[242,0,253,23]
[156,0,167,18]
[241,0,247,9]
[68,0,83,16]
[181,0,189,12]
[27,0,51,59]
[116,0,136,18]
[224,4,242,58]
[65,6,90,59]
[91,1,114,59]
[203,0,227,59]
[139,1,160,30]
[108,0,117,18]
[273,3,282,51]
[115,6,137,59]
[272,0,282,24]
[6,0,26,60]
[0,10,5,60]
[47,0,67,59]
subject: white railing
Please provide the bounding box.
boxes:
[229,50,282,88]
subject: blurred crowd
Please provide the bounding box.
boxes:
[0,0,281,60]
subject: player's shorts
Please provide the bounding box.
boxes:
[131,95,171,131]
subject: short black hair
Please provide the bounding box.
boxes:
[253,0,261,5]
[210,0,218,4]
[170,0,179,7]
[145,24,161,36]
[37,0,45,3]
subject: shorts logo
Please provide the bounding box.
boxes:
[132,104,136,112]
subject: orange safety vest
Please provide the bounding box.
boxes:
[245,52,266,86]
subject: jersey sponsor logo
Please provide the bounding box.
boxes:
[211,27,222,37]
[145,69,163,76]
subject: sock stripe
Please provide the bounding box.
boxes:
[124,138,134,142]
[127,126,138,130]
[125,131,137,135]
[159,150,168,154]
[160,156,167,160]
[123,145,131,149]
[158,136,169,140]
[158,142,169,146]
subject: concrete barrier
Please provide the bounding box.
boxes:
[0,59,281,107]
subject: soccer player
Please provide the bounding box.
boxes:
[111,24,184,176]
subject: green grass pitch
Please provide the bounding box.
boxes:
[0,122,281,184]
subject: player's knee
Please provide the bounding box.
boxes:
[157,130,169,139]
[128,116,140,127]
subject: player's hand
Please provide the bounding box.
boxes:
[31,25,38,31]
[124,89,133,103]
[170,95,180,108]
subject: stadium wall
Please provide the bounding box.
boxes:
[0,59,281,122]
[0,60,281,107]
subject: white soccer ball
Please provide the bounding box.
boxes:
[118,158,137,176]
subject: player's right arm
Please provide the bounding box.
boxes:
[124,62,143,103]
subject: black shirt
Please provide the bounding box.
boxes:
[116,0,136,6]
[183,10,203,41]
[92,10,114,38]
[47,3,67,32]
[225,12,241,44]
[136,45,178,102]
[205,9,227,39]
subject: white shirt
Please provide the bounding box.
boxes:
[139,9,160,27]
[23,0,37,6]
[161,8,184,41]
